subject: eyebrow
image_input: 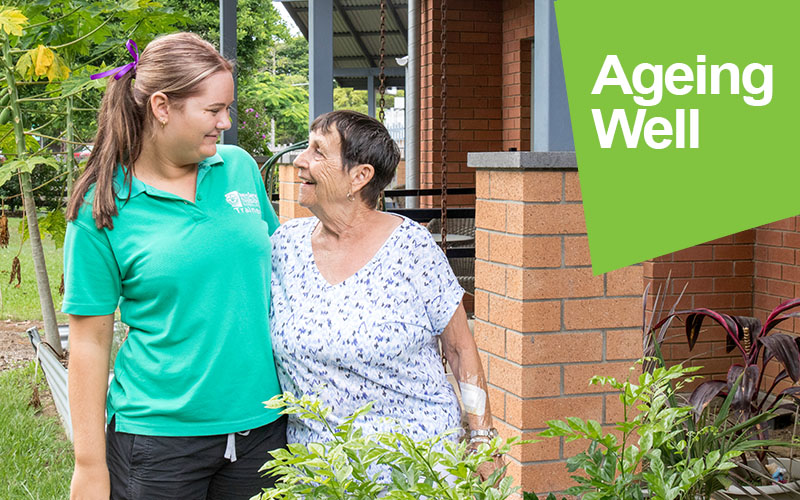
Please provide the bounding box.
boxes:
[207,102,230,107]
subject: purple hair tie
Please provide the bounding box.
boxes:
[91,39,139,80]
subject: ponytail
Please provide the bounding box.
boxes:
[66,70,144,229]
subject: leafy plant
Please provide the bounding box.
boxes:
[257,392,521,500]
[651,298,800,453]
[539,360,779,500]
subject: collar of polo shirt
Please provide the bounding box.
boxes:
[113,152,225,200]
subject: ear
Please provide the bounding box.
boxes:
[349,163,375,196]
[149,91,170,125]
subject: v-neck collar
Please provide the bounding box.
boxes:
[306,215,407,287]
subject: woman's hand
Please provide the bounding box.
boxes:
[476,452,506,483]
[70,462,110,500]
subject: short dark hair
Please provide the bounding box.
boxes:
[310,110,401,207]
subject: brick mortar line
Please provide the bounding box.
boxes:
[472,322,641,336]
[475,198,583,206]
[474,260,595,272]
[481,350,641,369]
[475,288,646,301]
[476,228,587,238]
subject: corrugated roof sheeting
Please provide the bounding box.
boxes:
[279,0,408,75]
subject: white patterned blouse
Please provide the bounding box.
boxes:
[270,215,464,446]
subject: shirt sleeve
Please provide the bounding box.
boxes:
[62,220,121,316]
[412,226,465,334]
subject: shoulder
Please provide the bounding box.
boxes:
[213,145,260,177]
[272,217,316,242]
[395,216,439,249]
[215,144,257,165]
[70,184,101,231]
[67,191,111,247]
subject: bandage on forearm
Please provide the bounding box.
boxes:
[459,382,487,416]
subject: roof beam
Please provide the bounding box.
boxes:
[333,0,377,67]
[384,0,408,43]
[281,4,309,38]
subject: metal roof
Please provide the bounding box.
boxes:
[277,0,408,89]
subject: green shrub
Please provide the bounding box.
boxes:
[539,360,780,500]
[258,392,521,499]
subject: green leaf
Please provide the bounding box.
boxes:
[39,209,66,249]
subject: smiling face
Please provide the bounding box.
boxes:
[162,71,234,165]
[293,127,352,212]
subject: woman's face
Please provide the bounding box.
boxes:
[293,127,352,211]
[163,71,234,165]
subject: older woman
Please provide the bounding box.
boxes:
[270,110,501,479]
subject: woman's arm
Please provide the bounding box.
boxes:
[440,301,504,480]
[68,313,114,500]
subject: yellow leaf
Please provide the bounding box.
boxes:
[33,45,54,77]
[0,8,27,36]
[46,52,71,82]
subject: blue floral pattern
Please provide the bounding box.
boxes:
[270,216,465,446]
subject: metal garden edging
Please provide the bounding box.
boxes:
[27,325,72,441]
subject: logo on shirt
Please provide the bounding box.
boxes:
[224,191,261,214]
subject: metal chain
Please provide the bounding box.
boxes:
[439,0,448,254]
[438,0,449,373]
[377,0,387,211]
[378,0,387,123]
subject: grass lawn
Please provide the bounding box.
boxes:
[0,217,66,322]
[0,362,73,499]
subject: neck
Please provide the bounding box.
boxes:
[313,202,376,241]
[135,138,197,182]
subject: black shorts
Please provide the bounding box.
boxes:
[106,415,287,500]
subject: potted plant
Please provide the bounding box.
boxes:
[649,297,800,498]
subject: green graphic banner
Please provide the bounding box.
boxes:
[554,0,800,274]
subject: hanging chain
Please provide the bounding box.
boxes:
[439,0,449,373]
[378,0,387,123]
[377,0,388,210]
[439,0,448,253]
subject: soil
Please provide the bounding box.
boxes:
[0,320,44,372]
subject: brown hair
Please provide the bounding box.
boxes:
[310,110,400,207]
[66,32,233,229]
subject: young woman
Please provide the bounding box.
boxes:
[64,33,285,500]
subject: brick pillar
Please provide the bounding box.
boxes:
[278,163,313,223]
[469,151,644,496]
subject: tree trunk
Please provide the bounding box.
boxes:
[2,38,63,356]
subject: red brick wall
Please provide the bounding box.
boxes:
[754,217,800,387]
[419,0,534,207]
[643,217,800,396]
[643,231,755,381]
[420,0,503,208]
[502,0,533,151]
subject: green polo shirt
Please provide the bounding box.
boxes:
[63,145,282,436]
